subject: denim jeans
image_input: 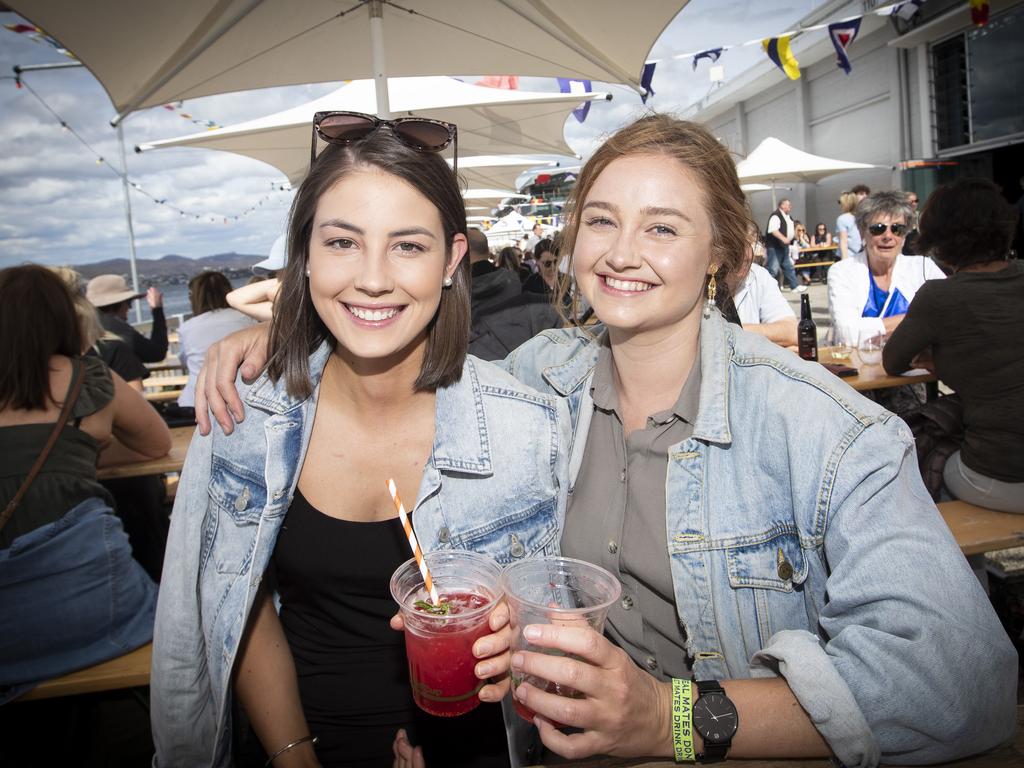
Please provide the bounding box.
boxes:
[766,244,799,289]
[0,497,157,703]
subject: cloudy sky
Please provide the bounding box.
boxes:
[0,0,820,268]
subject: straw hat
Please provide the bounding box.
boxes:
[85,274,145,308]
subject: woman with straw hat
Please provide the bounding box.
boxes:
[197,115,1015,767]
[151,115,571,768]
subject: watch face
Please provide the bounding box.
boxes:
[693,692,738,745]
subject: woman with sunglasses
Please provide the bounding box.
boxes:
[826,190,945,339]
[197,116,1015,768]
[151,112,571,768]
[521,238,559,296]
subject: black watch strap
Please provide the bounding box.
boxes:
[695,679,733,763]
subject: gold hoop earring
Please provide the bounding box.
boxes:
[703,266,718,319]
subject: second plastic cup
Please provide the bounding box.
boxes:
[390,550,503,717]
[500,556,621,724]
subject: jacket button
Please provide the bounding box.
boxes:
[778,561,794,581]
[645,656,658,671]
[510,538,526,558]
[621,596,634,610]
[233,495,247,512]
[607,540,618,554]
[438,527,450,543]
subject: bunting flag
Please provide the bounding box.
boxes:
[161,101,222,130]
[969,0,990,26]
[557,77,593,123]
[692,47,723,71]
[640,62,657,103]
[891,1,924,21]
[762,36,800,80]
[476,75,519,90]
[828,18,861,75]
[4,22,74,57]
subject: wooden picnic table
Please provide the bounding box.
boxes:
[528,706,1024,767]
[97,425,194,480]
[144,374,189,389]
[15,643,152,702]
[819,347,937,393]
[145,355,183,373]
[144,389,184,403]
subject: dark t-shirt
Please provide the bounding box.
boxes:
[91,338,149,382]
[883,260,1024,482]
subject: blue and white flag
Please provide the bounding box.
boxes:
[828,18,861,75]
[692,47,723,71]
[557,78,593,123]
[640,62,656,103]
[891,0,924,21]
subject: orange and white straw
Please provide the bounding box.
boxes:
[387,478,439,606]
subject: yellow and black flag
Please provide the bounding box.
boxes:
[762,35,800,80]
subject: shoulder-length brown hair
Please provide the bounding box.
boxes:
[268,132,470,399]
[0,264,83,411]
[188,271,233,315]
[916,178,1017,268]
[556,113,754,319]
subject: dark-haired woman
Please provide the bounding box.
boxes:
[176,270,256,409]
[0,265,170,701]
[151,117,570,767]
[521,238,558,296]
[883,179,1024,512]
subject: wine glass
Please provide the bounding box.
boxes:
[857,330,884,365]
[827,325,854,360]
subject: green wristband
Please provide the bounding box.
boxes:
[671,678,695,763]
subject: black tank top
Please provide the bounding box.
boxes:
[272,489,509,768]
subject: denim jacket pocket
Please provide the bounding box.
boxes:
[725,530,808,592]
[206,456,270,574]
[449,497,560,566]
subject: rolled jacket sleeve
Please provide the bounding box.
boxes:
[811,416,1016,764]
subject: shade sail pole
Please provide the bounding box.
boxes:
[117,122,144,324]
[369,0,392,118]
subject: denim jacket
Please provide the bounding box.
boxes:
[503,310,1017,767]
[151,344,571,767]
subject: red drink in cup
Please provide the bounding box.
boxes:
[391,551,502,717]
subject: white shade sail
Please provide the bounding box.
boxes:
[736,137,876,185]
[137,77,607,184]
[7,0,686,121]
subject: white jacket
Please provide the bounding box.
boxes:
[827,252,945,335]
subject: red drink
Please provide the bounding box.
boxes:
[405,590,493,717]
[512,676,569,727]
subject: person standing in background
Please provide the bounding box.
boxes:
[901,191,921,255]
[87,275,169,364]
[765,199,804,293]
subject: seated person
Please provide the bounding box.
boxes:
[883,179,1024,513]
[730,243,797,349]
[827,190,945,339]
[86,275,169,363]
[521,238,559,296]
[177,271,256,409]
[0,265,170,702]
[811,222,833,247]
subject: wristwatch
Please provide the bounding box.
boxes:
[692,679,738,763]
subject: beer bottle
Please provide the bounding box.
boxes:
[798,293,818,361]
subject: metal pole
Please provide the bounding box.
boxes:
[368,0,392,118]
[117,122,144,323]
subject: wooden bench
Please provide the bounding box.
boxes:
[14,643,152,702]
[939,500,1024,556]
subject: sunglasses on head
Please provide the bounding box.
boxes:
[311,111,458,171]
[868,222,907,237]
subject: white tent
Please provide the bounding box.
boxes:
[736,137,876,206]
[8,0,686,121]
[138,77,608,184]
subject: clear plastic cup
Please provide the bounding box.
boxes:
[500,556,621,723]
[390,550,502,717]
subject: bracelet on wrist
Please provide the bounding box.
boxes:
[265,734,318,767]
[671,678,695,763]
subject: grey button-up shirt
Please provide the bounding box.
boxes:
[562,339,701,681]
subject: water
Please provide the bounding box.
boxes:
[137,279,247,326]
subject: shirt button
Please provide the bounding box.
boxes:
[437,526,450,543]
[621,596,634,610]
[619,470,626,482]
[645,656,658,672]
[607,540,618,554]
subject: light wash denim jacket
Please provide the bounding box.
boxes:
[503,310,1017,768]
[151,344,570,767]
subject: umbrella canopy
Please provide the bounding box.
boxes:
[137,77,607,184]
[8,0,686,122]
[736,137,876,185]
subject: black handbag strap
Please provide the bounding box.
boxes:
[0,358,87,535]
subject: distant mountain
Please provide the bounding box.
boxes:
[76,252,264,279]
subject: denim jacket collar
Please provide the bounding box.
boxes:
[242,343,492,475]
[541,311,734,446]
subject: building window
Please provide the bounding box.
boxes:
[933,6,1024,150]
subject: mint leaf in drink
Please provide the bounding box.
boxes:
[413,599,451,615]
